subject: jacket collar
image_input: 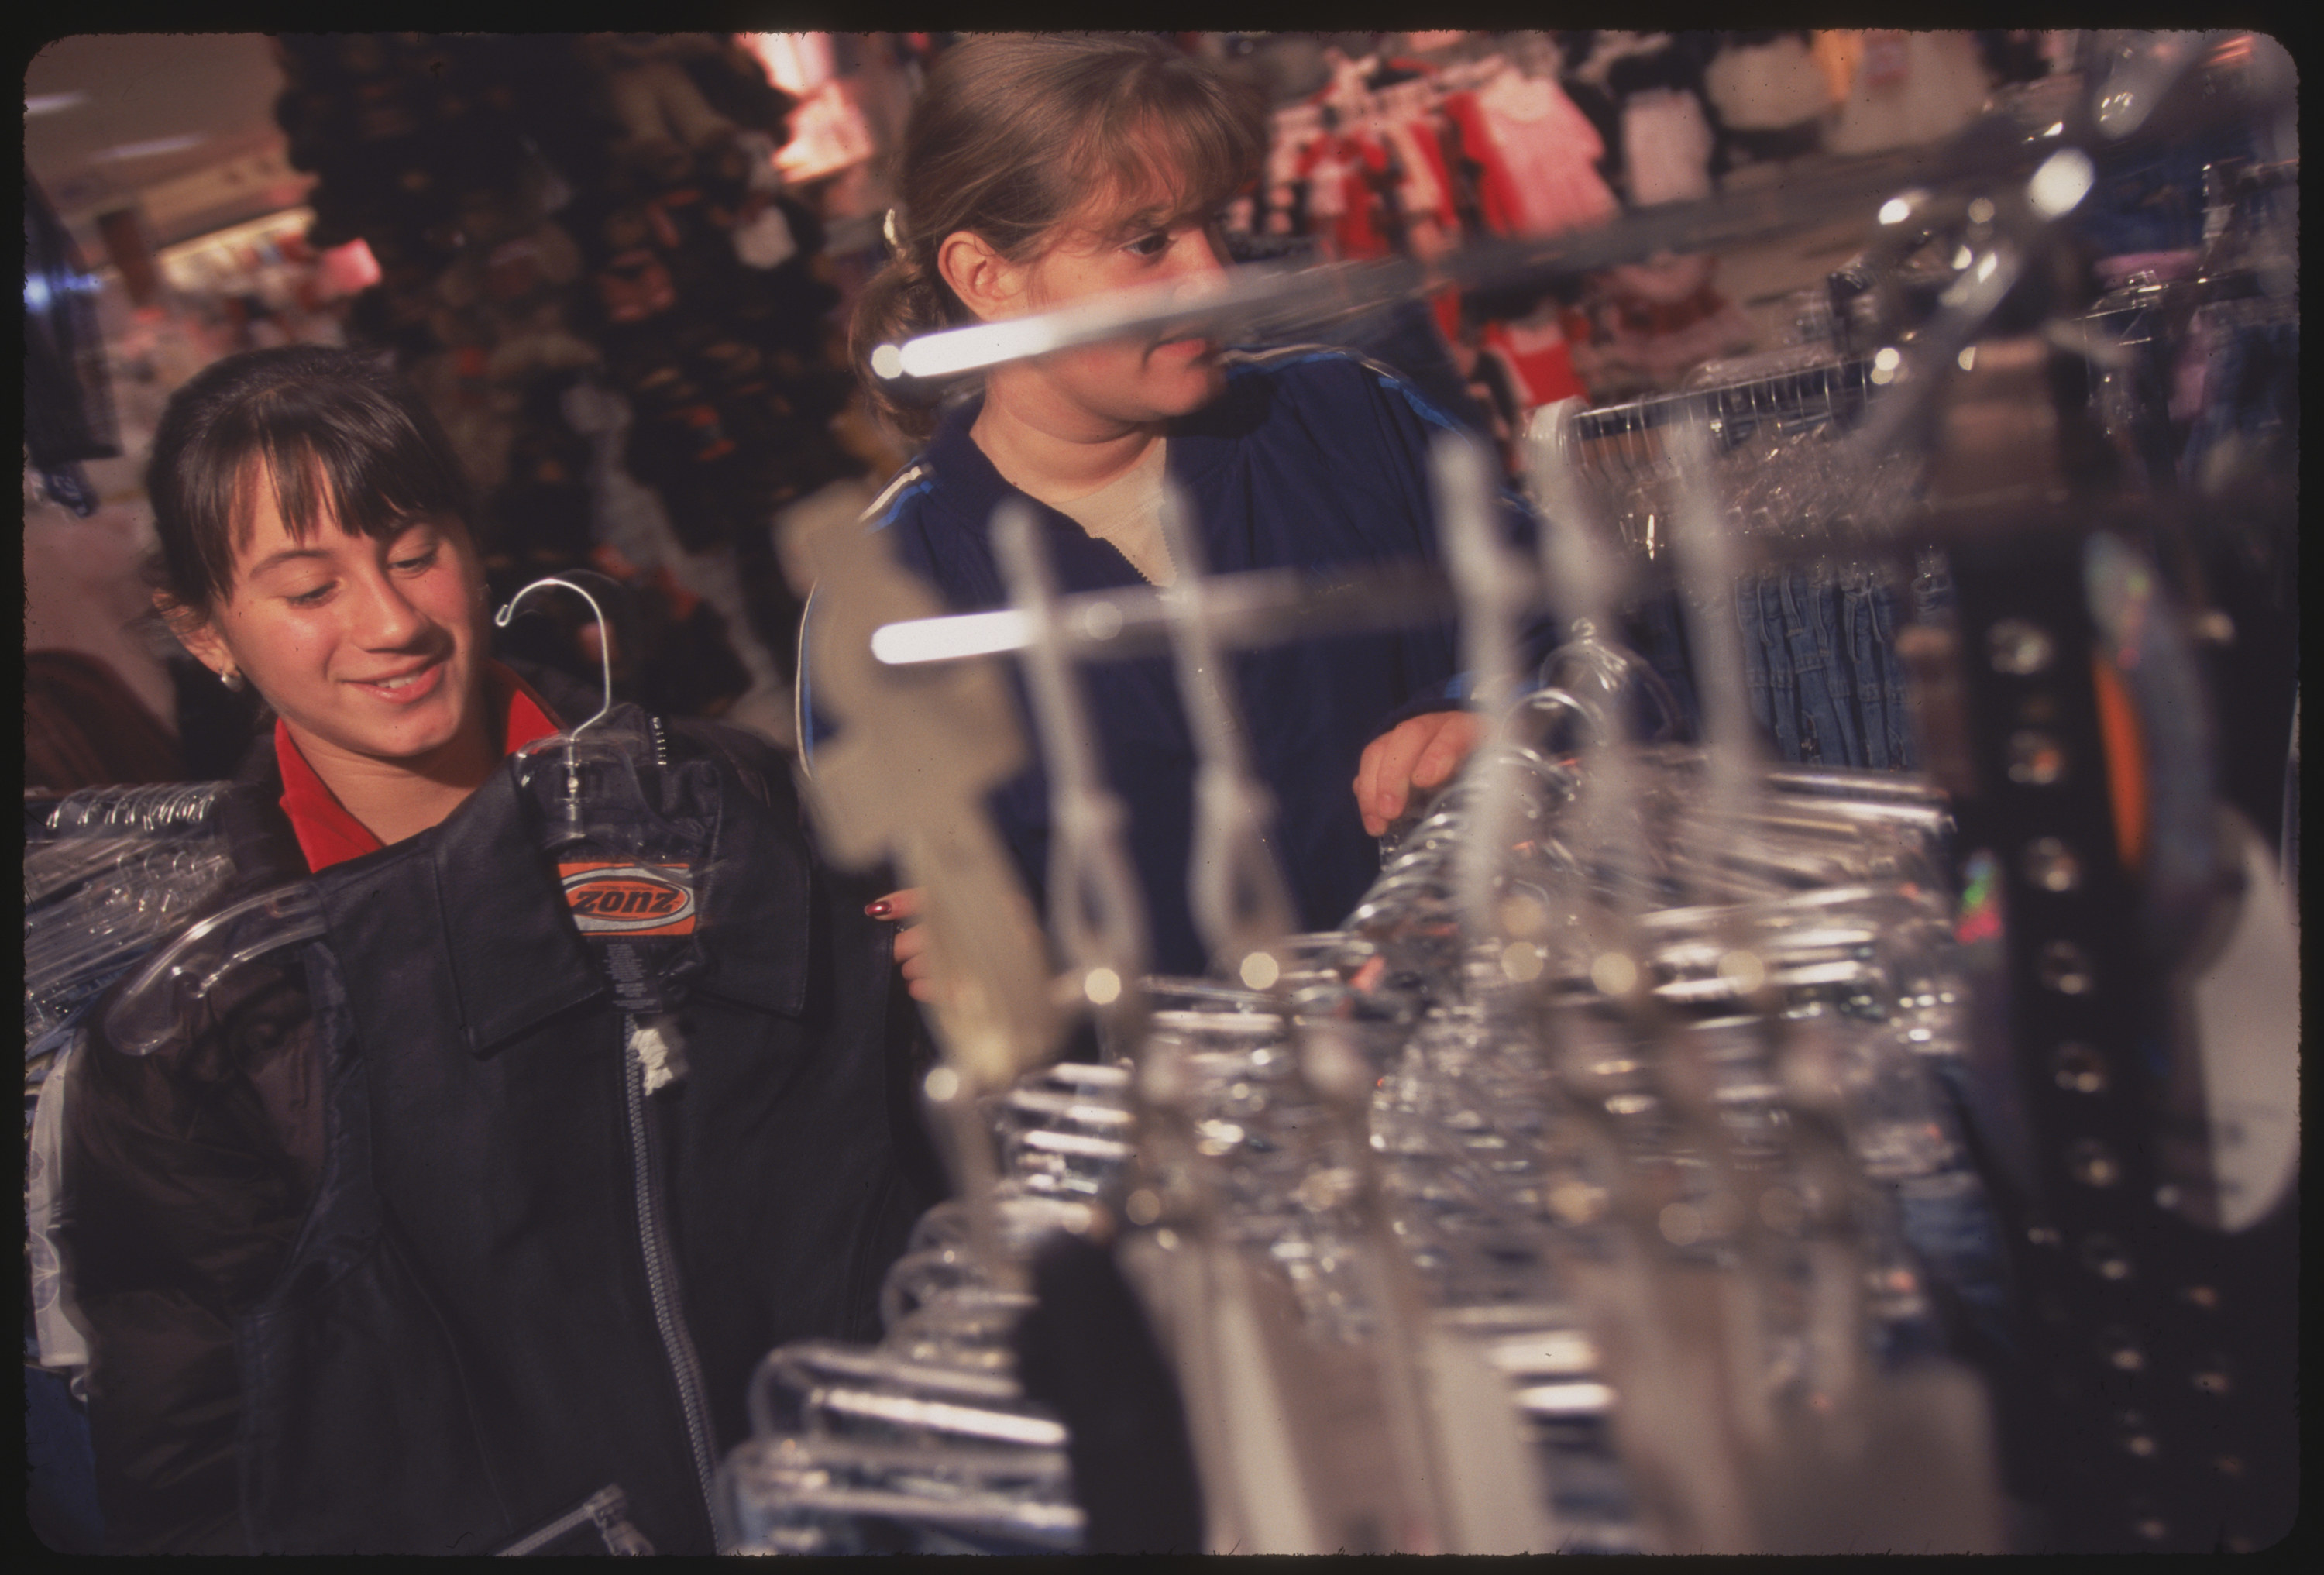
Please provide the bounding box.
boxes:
[423,763,605,1056]
[275,663,565,875]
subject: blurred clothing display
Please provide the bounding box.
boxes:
[1824,31,1995,157]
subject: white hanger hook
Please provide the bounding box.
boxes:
[494,576,615,738]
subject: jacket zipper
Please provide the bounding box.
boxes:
[497,1483,654,1555]
[625,1020,724,1549]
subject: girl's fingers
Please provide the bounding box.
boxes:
[1411,710,1483,788]
[866,886,926,921]
[1355,716,1441,834]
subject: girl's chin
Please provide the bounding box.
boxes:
[339,700,472,762]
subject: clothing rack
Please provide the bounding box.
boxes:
[800,34,2298,1553]
[1568,358,1880,452]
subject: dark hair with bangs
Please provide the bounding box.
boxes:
[144,344,476,617]
[851,33,1266,439]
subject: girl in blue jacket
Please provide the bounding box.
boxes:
[809,33,1542,980]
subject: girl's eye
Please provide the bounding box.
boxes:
[287,584,333,607]
[1126,231,1172,259]
[393,546,442,573]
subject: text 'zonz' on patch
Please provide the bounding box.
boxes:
[557,861,700,936]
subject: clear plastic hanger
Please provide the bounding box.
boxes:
[102,882,326,1058]
[27,780,234,843]
[495,575,630,851]
[26,784,242,1058]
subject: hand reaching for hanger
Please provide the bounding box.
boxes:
[1355,709,1484,837]
[866,887,937,1001]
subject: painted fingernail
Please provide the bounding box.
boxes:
[866,899,892,919]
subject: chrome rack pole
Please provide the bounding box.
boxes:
[988,503,1154,1054]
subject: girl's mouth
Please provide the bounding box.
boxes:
[350,661,445,704]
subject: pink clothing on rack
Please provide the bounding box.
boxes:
[1444,70,1619,239]
[1621,88,1716,207]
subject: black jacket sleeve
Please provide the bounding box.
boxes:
[62,955,324,1553]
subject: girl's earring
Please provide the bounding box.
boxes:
[220,666,247,693]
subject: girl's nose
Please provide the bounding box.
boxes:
[352,570,428,647]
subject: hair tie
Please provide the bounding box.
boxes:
[882,207,903,256]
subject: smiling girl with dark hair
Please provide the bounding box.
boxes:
[59,344,944,1554]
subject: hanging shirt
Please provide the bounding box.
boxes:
[1382,116,1456,228]
[1621,87,1717,207]
[1703,33,1832,132]
[1266,105,1322,238]
[1444,71,1618,239]
[1333,132,1395,260]
[1825,30,1995,157]
[274,661,564,873]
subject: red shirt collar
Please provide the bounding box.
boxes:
[276,662,565,873]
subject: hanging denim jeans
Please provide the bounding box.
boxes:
[1892,1054,2021,1370]
[1783,571,1863,770]
[1844,568,1920,770]
[1623,568,1922,772]
[2180,316,2299,496]
[1737,576,1798,760]
[2071,119,2257,258]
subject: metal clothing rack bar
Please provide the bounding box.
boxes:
[1567,359,1882,447]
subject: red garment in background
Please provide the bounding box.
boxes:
[1299,132,1394,261]
[1480,315,1587,410]
[1382,116,1456,229]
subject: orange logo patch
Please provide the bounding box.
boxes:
[558,861,699,936]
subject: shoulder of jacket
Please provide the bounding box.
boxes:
[664,714,799,816]
[213,775,312,892]
[861,460,936,530]
[1225,342,1421,393]
[1223,344,1467,434]
[1225,342,1367,377]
